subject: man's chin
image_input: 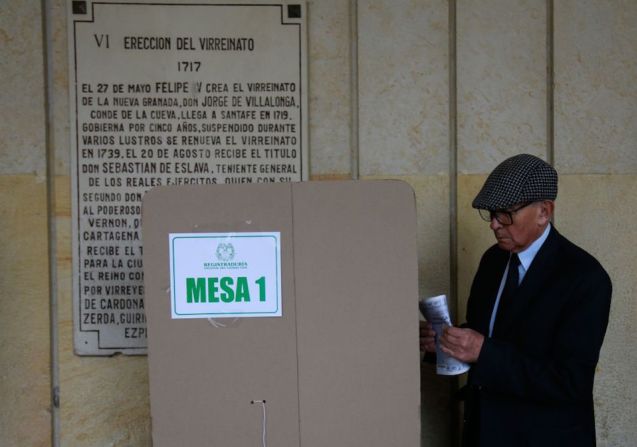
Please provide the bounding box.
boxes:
[496,239,513,251]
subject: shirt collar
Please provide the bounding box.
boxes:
[517,223,551,272]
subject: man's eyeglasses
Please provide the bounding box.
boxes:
[478,202,533,226]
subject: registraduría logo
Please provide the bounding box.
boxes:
[215,242,235,262]
[204,241,247,270]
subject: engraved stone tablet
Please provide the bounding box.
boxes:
[68,1,307,354]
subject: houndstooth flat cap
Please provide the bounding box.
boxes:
[472,154,558,211]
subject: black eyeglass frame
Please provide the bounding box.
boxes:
[478,201,534,226]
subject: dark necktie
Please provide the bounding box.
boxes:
[495,253,520,329]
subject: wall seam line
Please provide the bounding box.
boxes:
[448,0,460,445]
[41,0,60,445]
[290,184,303,447]
[546,0,555,228]
[350,0,360,180]
[547,0,555,166]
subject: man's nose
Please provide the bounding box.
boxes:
[489,216,502,230]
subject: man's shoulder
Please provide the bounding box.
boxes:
[481,243,507,261]
[478,227,610,279]
[549,228,611,282]
[476,244,509,273]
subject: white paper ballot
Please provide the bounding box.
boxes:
[420,294,471,376]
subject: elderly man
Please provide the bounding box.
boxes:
[421,154,611,446]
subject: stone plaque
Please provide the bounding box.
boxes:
[68,0,308,355]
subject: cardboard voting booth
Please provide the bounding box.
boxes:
[143,180,420,446]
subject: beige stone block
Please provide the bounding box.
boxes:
[309,173,352,181]
[555,1,637,174]
[359,0,449,175]
[457,0,546,173]
[51,0,72,175]
[0,175,51,446]
[457,174,492,318]
[307,0,352,176]
[0,3,47,175]
[410,175,451,300]
[558,174,637,446]
[55,176,151,446]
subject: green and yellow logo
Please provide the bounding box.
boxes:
[203,242,248,270]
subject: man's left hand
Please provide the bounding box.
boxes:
[439,326,484,363]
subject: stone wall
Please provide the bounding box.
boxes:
[1,0,634,445]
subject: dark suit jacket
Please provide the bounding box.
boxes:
[462,226,611,447]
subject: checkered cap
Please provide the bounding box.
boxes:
[472,154,558,210]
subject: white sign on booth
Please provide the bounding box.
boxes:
[169,232,282,318]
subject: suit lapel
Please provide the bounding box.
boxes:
[493,227,562,337]
[474,249,509,336]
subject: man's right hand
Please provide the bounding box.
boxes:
[419,320,437,353]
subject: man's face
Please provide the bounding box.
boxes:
[489,201,552,253]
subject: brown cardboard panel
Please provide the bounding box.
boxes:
[293,180,420,446]
[143,181,420,446]
[144,183,300,446]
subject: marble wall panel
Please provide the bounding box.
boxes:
[307,0,352,176]
[358,0,449,176]
[0,176,51,446]
[51,0,71,174]
[456,175,492,320]
[554,1,637,174]
[457,0,546,173]
[0,2,52,445]
[55,176,151,446]
[0,1,46,175]
[558,175,637,446]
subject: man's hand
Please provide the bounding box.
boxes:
[419,320,437,353]
[439,326,484,363]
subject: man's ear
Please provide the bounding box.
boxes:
[538,200,555,224]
